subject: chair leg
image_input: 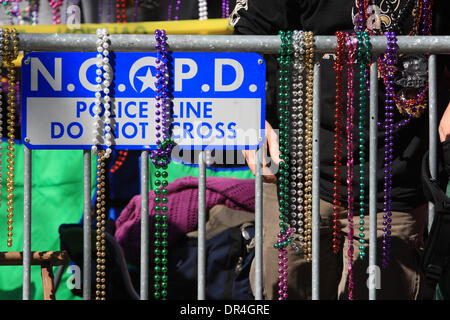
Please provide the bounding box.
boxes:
[41,263,56,300]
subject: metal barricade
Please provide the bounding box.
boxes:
[16,34,450,300]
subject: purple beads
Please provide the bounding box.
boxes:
[221,0,230,18]
[380,31,397,269]
[151,30,174,167]
[277,228,292,300]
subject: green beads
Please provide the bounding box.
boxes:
[274,30,293,250]
[153,164,170,299]
[356,31,371,260]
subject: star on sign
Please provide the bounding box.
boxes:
[137,67,156,93]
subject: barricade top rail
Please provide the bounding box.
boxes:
[17,34,450,54]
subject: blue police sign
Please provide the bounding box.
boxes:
[21,52,266,150]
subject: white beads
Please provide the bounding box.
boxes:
[198,0,208,20]
[93,28,113,158]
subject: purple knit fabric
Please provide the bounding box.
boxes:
[114,176,255,266]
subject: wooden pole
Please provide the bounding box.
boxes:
[0,251,68,300]
[41,263,56,300]
[0,251,68,266]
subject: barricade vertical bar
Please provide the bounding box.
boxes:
[83,149,92,300]
[428,54,437,231]
[140,151,149,299]
[198,151,206,300]
[23,146,32,300]
[254,147,263,300]
[369,59,378,300]
[311,61,321,300]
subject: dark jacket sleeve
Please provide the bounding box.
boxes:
[444,139,450,178]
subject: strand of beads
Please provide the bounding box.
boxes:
[2,1,12,25]
[355,30,371,261]
[0,30,4,232]
[167,0,181,21]
[167,0,173,20]
[221,0,230,18]
[332,31,347,255]
[93,28,112,300]
[30,0,38,25]
[94,149,107,300]
[345,33,357,300]
[381,31,397,269]
[421,0,433,35]
[133,0,139,22]
[110,151,128,173]
[116,0,127,23]
[174,0,181,20]
[4,28,18,247]
[302,31,314,262]
[277,227,293,300]
[10,0,25,25]
[152,29,175,300]
[289,30,306,252]
[274,30,293,300]
[354,0,369,31]
[3,0,18,25]
[48,0,63,24]
[198,0,207,20]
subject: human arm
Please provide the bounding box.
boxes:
[231,0,298,182]
[242,120,281,183]
[439,102,450,177]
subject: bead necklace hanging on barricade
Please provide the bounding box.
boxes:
[92,28,113,300]
[0,28,19,248]
[151,29,175,300]
[2,1,39,25]
[328,2,435,300]
[352,0,434,270]
[275,30,314,300]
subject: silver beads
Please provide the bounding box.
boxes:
[289,30,307,251]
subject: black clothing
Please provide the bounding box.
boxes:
[444,139,450,178]
[232,0,450,211]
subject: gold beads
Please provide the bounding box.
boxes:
[2,28,18,247]
[95,151,107,300]
[302,31,314,262]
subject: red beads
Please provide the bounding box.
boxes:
[116,0,127,23]
[110,150,128,173]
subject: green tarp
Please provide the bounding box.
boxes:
[0,144,253,300]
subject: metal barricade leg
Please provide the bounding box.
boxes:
[23,146,32,300]
[311,61,321,300]
[140,150,149,299]
[428,54,437,231]
[369,60,379,300]
[254,147,263,300]
[197,151,207,300]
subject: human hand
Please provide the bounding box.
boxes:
[439,101,450,142]
[242,121,281,184]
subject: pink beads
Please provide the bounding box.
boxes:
[48,0,63,25]
[276,228,293,300]
[345,33,357,301]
